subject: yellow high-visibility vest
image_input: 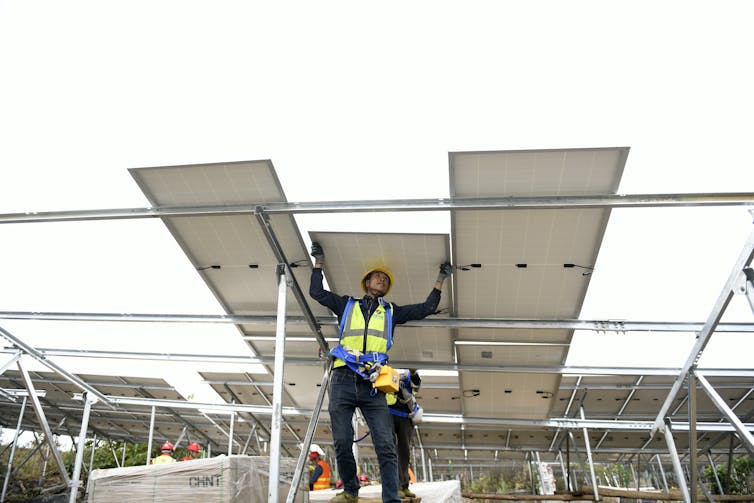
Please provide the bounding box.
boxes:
[334,299,393,369]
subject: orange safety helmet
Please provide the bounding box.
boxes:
[160,441,174,453]
[360,266,395,295]
[187,442,201,453]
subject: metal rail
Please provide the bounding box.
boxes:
[4,310,753,332]
[0,192,753,224]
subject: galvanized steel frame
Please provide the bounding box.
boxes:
[0,193,753,499]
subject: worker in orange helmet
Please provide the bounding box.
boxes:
[308,443,332,490]
[180,442,202,461]
[151,441,176,464]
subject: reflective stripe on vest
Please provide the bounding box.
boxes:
[332,297,393,369]
[313,460,331,490]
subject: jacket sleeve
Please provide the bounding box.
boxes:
[309,464,323,484]
[309,268,349,318]
[391,288,441,325]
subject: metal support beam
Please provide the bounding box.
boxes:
[88,435,97,474]
[725,434,734,494]
[228,409,235,455]
[653,224,754,434]
[145,406,155,466]
[689,373,698,503]
[7,346,754,379]
[1,396,27,503]
[173,425,188,450]
[706,451,724,495]
[286,361,332,503]
[255,210,329,355]
[3,309,754,333]
[742,267,754,313]
[580,404,600,501]
[0,351,22,377]
[0,325,112,407]
[69,393,95,503]
[656,454,669,492]
[565,433,572,491]
[663,419,690,503]
[268,264,288,503]
[1,192,753,225]
[17,359,71,486]
[696,372,754,454]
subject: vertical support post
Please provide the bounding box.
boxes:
[88,435,97,474]
[1,396,27,503]
[565,432,572,491]
[637,454,641,492]
[268,264,288,503]
[656,455,669,493]
[420,445,427,483]
[557,450,567,493]
[706,451,724,495]
[428,456,433,482]
[286,363,332,503]
[580,405,600,501]
[630,464,637,489]
[725,434,734,494]
[121,443,126,467]
[69,393,95,503]
[663,419,691,503]
[689,372,698,503]
[40,443,50,486]
[526,452,535,494]
[17,360,70,486]
[145,406,155,466]
[228,409,235,455]
[110,443,121,468]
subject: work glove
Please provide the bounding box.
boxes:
[437,262,452,283]
[310,242,325,264]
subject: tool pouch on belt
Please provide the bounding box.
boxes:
[372,364,399,393]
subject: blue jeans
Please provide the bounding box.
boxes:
[329,367,400,503]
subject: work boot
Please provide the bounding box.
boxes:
[399,487,417,498]
[328,491,359,502]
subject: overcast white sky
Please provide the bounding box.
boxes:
[1,1,753,412]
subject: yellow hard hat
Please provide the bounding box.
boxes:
[360,266,395,295]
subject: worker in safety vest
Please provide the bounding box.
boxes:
[308,443,332,490]
[387,369,422,499]
[180,442,201,461]
[309,241,451,503]
[151,441,177,464]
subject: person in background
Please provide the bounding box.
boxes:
[309,241,452,503]
[308,443,332,491]
[180,442,201,461]
[388,369,422,499]
[151,441,176,464]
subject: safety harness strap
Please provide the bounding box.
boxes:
[329,345,389,379]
